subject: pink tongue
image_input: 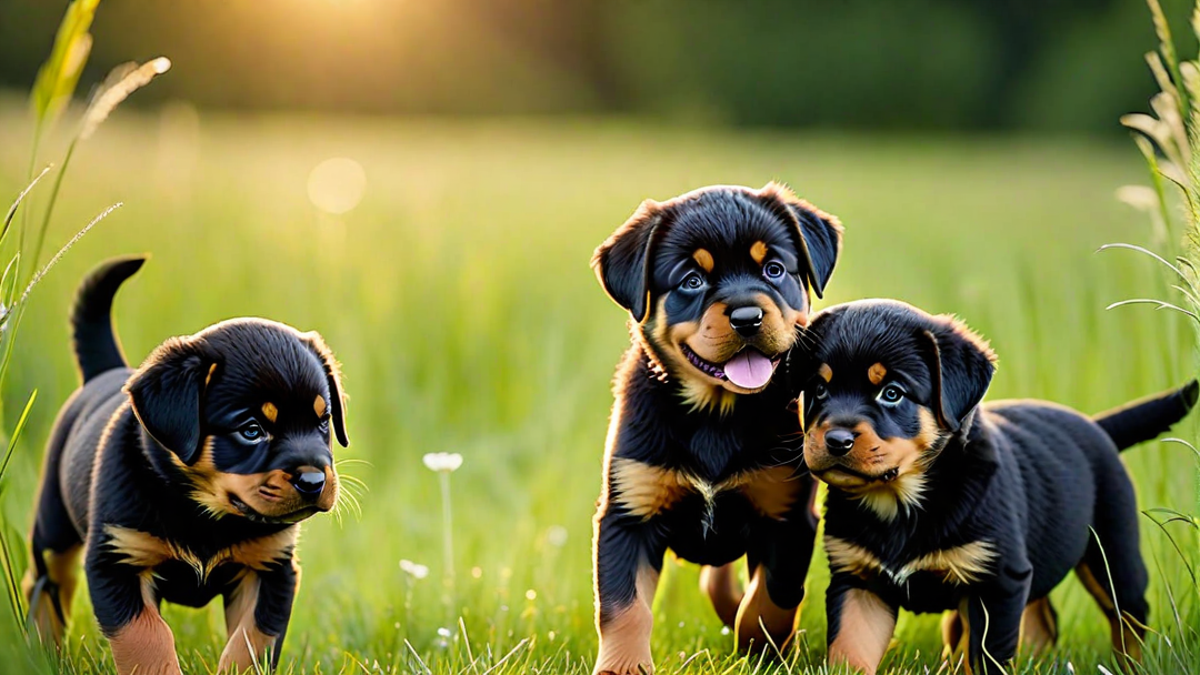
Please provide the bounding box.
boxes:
[723,350,775,389]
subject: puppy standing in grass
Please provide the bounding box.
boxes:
[23,256,349,675]
[793,299,1196,675]
[590,183,842,675]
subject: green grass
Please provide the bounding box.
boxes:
[0,96,1197,674]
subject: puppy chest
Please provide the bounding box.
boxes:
[825,535,998,610]
[609,457,808,530]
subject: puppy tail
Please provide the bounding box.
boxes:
[71,255,146,383]
[1094,379,1199,451]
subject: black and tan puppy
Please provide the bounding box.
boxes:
[792,299,1196,675]
[590,183,843,675]
[23,256,349,675]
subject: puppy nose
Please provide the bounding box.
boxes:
[290,470,325,498]
[825,428,857,456]
[729,306,764,337]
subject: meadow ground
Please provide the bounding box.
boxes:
[0,98,1196,674]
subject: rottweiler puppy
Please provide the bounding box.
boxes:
[23,256,349,675]
[590,182,843,675]
[792,299,1196,675]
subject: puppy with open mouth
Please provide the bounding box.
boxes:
[589,183,843,674]
[794,299,1196,675]
[23,256,349,675]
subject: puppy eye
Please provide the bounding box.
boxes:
[877,384,905,406]
[763,261,786,280]
[812,382,829,400]
[239,422,267,443]
[680,272,705,291]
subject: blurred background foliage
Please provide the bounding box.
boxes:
[1,0,1198,133]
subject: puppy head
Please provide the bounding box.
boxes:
[593,182,843,409]
[795,300,995,520]
[126,319,348,524]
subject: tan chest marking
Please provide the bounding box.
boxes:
[610,458,801,521]
[825,536,996,586]
[104,525,298,582]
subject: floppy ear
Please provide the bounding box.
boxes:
[302,331,349,447]
[125,337,217,463]
[759,182,843,298]
[591,199,664,323]
[920,319,997,432]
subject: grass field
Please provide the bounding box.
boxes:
[0,96,1197,674]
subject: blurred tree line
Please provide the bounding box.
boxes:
[0,0,1195,133]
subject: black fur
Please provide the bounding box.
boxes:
[792,299,1195,675]
[24,256,349,674]
[590,183,843,675]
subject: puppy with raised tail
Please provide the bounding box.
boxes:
[590,183,843,674]
[793,299,1195,675]
[23,256,349,675]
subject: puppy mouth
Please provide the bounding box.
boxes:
[812,464,900,488]
[229,493,321,524]
[680,343,782,390]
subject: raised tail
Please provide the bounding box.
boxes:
[71,255,146,383]
[1093,380,1198,451]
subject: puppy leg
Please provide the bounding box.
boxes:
[23,543,82,645]
[964,569,1030,675]
[940,610,964,661]
[826,579,897,675]
[86,536,181,675]
[734,562,798,653]
[219,561,298,673]
[1077,466,1149,669]
[699,563,742,628]
[593,509,665,675]
[1018,597,1058,656]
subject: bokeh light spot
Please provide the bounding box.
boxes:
[307,157,366,214]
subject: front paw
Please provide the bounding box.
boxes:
[594,644,653,675]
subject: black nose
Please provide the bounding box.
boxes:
[291,471,325,497]
[729,306,764,337]
[825,428,857,456]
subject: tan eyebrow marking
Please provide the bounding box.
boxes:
[750,240,768,265]
[868,363,887,386]
[261,402,278,423]
[692,248,714,273]
[314,396,327,417]
[818,364,833,382]
[205,363,218,387]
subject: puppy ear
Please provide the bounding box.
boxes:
[302,331,349,447]
[125,337,216,463]
[591,199,664,323]
[920,319,997,432]
[758,182,843,298]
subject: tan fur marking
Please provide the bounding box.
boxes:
[219,572,278,673]
[609,457,691,520]
[825,536,995,586]
[868,363,887,386]
[749,240,768,265]
[829,588,895,675]
[825,536,883,580]
[109,574,182,675]
[595,564,658,675]
[692,248,715,273]
[739,465,802,520]
[1019,597,1057,656]
[106,525,297,582]
[205,363,218,388]
[818,364,832,382]
[940,610,965,660]
[314,395,327,417]
[261,402,278,423]
[734,563,798,651]
[700,563,743,628]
